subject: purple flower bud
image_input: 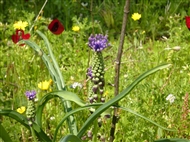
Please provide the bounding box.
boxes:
[87,130,93,138]
[92,85,98,94]
[89,97,94,104]
[93,94,98,100]
[25,90,36,100]
[87,67,93,79]
[88,34,110,52]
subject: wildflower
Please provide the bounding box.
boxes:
[185,16,190,30]
[88,34,110,52]
[38,79,53,90]
[72,26,80,32]
[81,2,88,7]
[132,13,141,21]
[13,21,28,30]
[50,116,55,120]
[172,46,181,51]
[25,90,36,125]
[87,67,93,79]
[166,94,175,104]
[48,19,64,35]
[17,106,26,114]
[25,90,36,100]
[11,29,30,46]
[71,82,82,89]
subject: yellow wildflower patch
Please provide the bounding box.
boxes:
[72,26,80,32]
[17,106,26,114]
[38,79,53,91]
[131,13,141,21]
[13,21,28,30]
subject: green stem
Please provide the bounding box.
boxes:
[30,126,38,142]
[92,118,98,142]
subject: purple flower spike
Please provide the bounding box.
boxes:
[88,34,110,52]
[25,90,36,100]
[87,67,93,79]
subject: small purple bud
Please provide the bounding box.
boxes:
[93,94,98,100]
[89,97,94,104]
[92,85,98,94]
[25,90,36,100]
[99,89,104,95]
[87,130,93,138]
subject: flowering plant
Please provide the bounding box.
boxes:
[1,2,185,142]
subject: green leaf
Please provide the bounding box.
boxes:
[36,30,65,90]
[53,103,102,142]
[59,134,82,142]
[0,109,29,128]
[77,64,172,138]
[0,109,51,141]
[36,91,85,126]
[32,122,52,142]
[0,123,12,142]
[154,138,190,142]
[119,106,174,131]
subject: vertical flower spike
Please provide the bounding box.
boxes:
[25,90,36,125]
[185,16,190,30]
[48,19,64,35]
[87,34,110,104]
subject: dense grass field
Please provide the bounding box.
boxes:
[1,0,190,142]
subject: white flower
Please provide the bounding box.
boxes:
[71,82,82,89]
[166,94,175,104]
[50,116,55,120]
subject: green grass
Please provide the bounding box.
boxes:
[1,0,190,142]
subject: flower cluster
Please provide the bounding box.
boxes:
[13,21,28,30]
[71,82,83,89]
[131,13,141,21]
[25,90,36,100]
[12,30,30,46]
[11,19,65,45]
[88,34,110,52]
[72,26,80,32]
[166,94,175,104]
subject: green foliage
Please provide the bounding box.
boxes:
[1,0,190,141]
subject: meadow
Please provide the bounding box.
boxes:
[1,0,190,142]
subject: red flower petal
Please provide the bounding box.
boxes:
[12,34,19,43]
[16,29,24,36]
[12,29,30,46]
[48,19,64,35]
[185,16,190,30]
[22,33,30,40]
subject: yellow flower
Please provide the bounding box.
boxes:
[17,106,26,114]
[13,21,28,30]
[131,13,141,21]
[72,26,80,32]
[38,79,53,91]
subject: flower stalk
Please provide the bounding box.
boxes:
[110,0,130,141]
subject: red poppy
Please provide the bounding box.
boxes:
[185,16,190,30]
[48,19,64,35]
[12,30,30,46]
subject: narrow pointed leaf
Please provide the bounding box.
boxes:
[77,64,172,138]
